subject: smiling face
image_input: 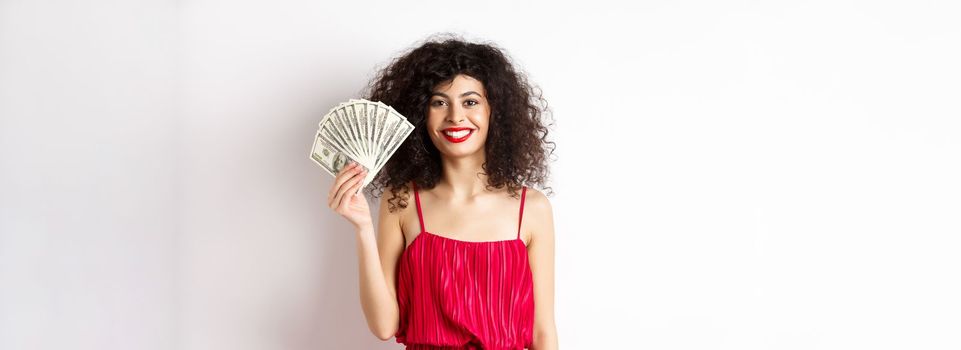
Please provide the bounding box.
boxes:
[426,74,491,159]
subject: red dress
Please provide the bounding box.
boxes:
[394,182,535,349]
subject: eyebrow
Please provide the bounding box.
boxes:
[430,91,483,98]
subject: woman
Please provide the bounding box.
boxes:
[327,35,558,349]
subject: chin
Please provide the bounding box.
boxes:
[436,144,483,158]
[432,143,485,160]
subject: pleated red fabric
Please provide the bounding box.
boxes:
[394,182,535,349]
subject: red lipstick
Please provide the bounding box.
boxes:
[441,127,474,143]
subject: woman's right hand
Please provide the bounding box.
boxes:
[327,161,373,230]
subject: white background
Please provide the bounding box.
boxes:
[2,0,959,349]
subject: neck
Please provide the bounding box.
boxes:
[437,152,489,200]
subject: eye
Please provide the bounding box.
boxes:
[464,99,478,107]
[430,99,447,107]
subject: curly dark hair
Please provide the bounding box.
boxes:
[362,34,555,212]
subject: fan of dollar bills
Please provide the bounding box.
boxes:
[309,98,415,188]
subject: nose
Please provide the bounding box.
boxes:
[445,104,465,124]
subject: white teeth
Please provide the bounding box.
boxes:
[443,130,470,138]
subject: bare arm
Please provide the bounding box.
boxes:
[526,189,558,349]
[354,192,405,340]
[327,163,405,340]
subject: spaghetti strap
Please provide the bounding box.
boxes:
[517,186,527,240]
[412,182,426,233]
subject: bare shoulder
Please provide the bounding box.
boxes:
[378,184,414,216]
[523,187,553,217]
[522,188,554,244]
[377,184,417,239]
